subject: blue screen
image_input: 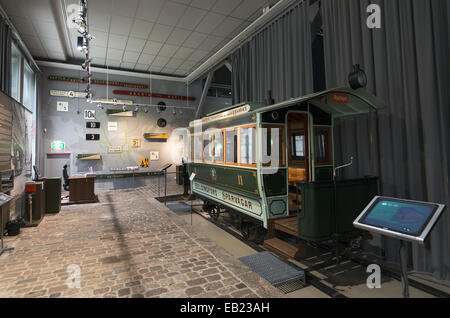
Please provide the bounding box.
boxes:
[361,199,437,236]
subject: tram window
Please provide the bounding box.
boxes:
[226,130,238,164]
[315,127,331,164]
[194,135,203,161]
[291,133,305,160]
[263,126,285,167]
[240,127,256,165]
[203,133,213,162]
[214,131,224,162]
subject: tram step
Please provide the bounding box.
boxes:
[264,238,305,260]
[274,217,299,237]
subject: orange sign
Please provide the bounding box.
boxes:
[331,93,349,104]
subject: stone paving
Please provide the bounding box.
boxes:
[0,186,282,298]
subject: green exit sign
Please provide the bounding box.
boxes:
[51,141,65,150]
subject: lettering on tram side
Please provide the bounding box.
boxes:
[193,182,262,216]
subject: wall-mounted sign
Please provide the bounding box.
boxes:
[86,122,101,129]
[84,110,96,120]
[91,98,134,106]
[57,101,69,112]
[331,93,349,104]
[189,104,251,127]
[106,110,135,117]
[131,138,141,148]
[108,122,118,131]
[144,133,169,143]
[113,90,196,101]
[86,134,100,141]
[140,158,149,168]
[108,146,122,153]
[150,151,160,161]
[48,75,149,89]
[51,90,88,99]
[51,141,65,150]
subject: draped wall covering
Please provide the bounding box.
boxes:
[322,0,450,280]
[231,1,313,104]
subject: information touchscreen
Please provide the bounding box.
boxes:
[354,196,446,243]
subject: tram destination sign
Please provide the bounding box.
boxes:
[189,104,251,127]
[193,181,262,217]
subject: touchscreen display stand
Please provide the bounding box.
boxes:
[353,196,445,244]
[353,196,446,298]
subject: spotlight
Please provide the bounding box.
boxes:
[77,36,85,52]
[144,108,149,113]
[81,58,92,70]
[78,25,87,35]
[134,107,139,112]
[172,108,177,116]
[122,105,127,112]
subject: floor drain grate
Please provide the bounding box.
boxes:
[277,279,307,294]
[240,251,306,289]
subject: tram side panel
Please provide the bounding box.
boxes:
[188,163,267,226]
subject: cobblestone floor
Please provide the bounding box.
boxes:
[0,186,282,298]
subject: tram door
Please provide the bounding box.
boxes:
[287,113,310,213]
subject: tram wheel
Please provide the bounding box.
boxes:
[208,207,221,221]
[240,223,251,240]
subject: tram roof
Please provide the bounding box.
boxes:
[254,87,388,117]
[189,88,388,127]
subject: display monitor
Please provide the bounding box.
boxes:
[353,196,446,244]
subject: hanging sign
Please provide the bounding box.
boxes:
[51,90,88,99]
[84,110,96,120]
[113,90,196,101]
[106,110,135,117]
[91,98,134,106]
[48,75,148,89]
[144,133,169,143]
[86,134,100,141]
[86,122,101,129]
[57,101,69,112]
[331,93,349,104]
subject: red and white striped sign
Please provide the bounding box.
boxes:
[113,90,196,101]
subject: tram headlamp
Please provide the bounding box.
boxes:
[348,64,367,90]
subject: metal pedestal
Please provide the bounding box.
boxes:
[399,240,410,298]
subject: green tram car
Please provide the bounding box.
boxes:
[187,87,387,255]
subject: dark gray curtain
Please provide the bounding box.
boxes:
[0,16,11,95]
[323,0,450,280]
[232,1,313,104]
